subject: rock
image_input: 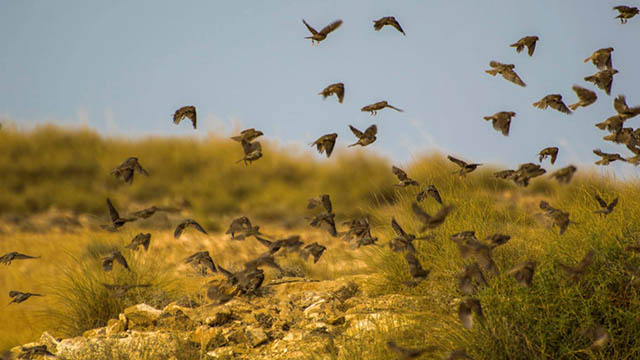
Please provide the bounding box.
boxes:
[246,327,268,347]
[191,325,226,350]
[124,304,161,329]
[106,318,126,336]
[82,327,106,338]
[205,308,234,327]
[157,303,196,331]
[206,347,235,360]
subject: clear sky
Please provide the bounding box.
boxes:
[1,1,639,174]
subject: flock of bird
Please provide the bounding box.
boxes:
[3,5,640,359]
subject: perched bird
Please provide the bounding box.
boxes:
[458,298,484,330]
[593,149,626,165]
[348,124,377,147]
[18,345,55,359]
[483,111,515,136]
[302,242,326,263]
[174,219,208,239]
[307,194,332,213]
[125,233,151,251]
[185,251,217,274]
[173,105,197,129]
[539,201,573,235]
[569,85,598,111]
[448,155,482,177]
[318,83,345,103]
[9,291,43,305]
[386,341,438,359]
[302,19,343,45]
[100,198,136,231]
[392,166,419,187]
[594,194,618,216]
[110,157,148,184]
[507,261,537,287]
[308,212,338,237]
[416,184,442,204]
[102,283,151,298]
[459,262,488,295]
[510,35,539,56]
[0,252,39,265]
[538,147,559,164]
[558,250,595,282]
[533,94,572,114]
[230,128,264,143]
[614,95,640,120]
[225,216,262,240]
[613,5,639,23]
[584,48,614,70]
[132,205,177,219]
[361,101,403,115]
[580,325,609,350]
[404,252,430,284]
[373,16,405,35]
[102,251,130,272]
[485,61,526,87]
[585,69,619,96]
[411,203,453,231]
[550,165,577,184]
[237,139,263,165]
[255,235,303,254]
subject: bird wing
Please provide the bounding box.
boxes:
[189,221,208,235]
[322,194,332,213]
[594,194,608,208]
[319,19,343,35]
[614,95,628,114]
[502,69,526,87]
[302,19,318,35]
[106,198,119,222]
[411,203,431,223]
[392,166,409,181]
[390,18,405,35]
[608,197,619,211]
[114,252,130,270]
[174,222,187,239]
[527,40,536,56]
[447,155,468,168]
[364,124,378,137]
[577,250,595,272]
[349,125,364,138]
[134,162,148,176]
[13,253,38,260]
[391,217,407,237]
[324,136,336,157]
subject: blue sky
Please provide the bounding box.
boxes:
[1,1,639,174]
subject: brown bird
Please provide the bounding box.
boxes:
[485,61,526,87]
[373,16,405,35]
[245,252,282,272]
[225,216,262,240]
[483,111,515,136]
[511,163,546,187]
[494,169,516,179]
[0,252,39,265]
[9,291,43,305]
[584,48,614,70]
[255,235,303,254]
[185,251,217,275]
[595,114,625,132]
[585,69,619,96]
[348,124,377,147]
[308,194,332,213]
[392,166,419,187]
[386,341,438,359]
[448,155,482,177]
[18,345,55,359]
[593,149,626,165]
[341,217,378,248]
[538,147,559,164]
[132,205,177,219]
[594,194,618,216]
[230,128,264,143]
[173,105,197,129]
[302,242,326,263]
[125,233,151,251]
[533,94,572,114]
[302,19,343,45]
[507,261,537,287]
[110,157,149,184]
[389,217,425,253]
[458,298,484,330]
[550,165,577,184]
[613,5,639,23]
[569,85,598,111]
[539,201,573,235]
[459,262,488,295]
[100,198,136,231]
[450,231,504,275]
[318,83,345,103]
[174,219,208,239]
[404,252,430,284]
[510,35,539,56]
[361,101,403,115]
[614,95,640,120]
[237,139,263,165]
[416,184,442,204]
[102,250,130,272]
[412,203,453,232]
[308,212,338,237]
[226,265,266,296]
[102,283,151,298]
[558,250,595,282]
[310,133,338,158]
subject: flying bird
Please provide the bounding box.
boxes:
[558,250,595,282]
[102,283,151,298]
[348,124,377,147]
[533,94,572,114]
[494,169,516,179]
[585,69,619,96]
[510,35,539,56]
[9,291,43,305]
[308,212,338,237]
[110,157,148,184]
[416,184,442,204]
[255,235,303,254]
[185,251,217,275]
[485,61,526,87]
[447,155,482,177]
[458,298,484,330]
[100,198,136,231]
[450,231,504,275]
[302,19,343,45]
[593,149,626,165]
[125,233,151,251]
[507,261,537,287]
[373,16,405,35]
[302,242,326,263]
[550,165,577,184]
[584,48,614,70]
[132,205,177,219]
[459,262,488,295]
[404,252,429,284]
[569,85,598,111]
[174,219,208,239]
[595,114,625,132]
[613,5,639,23]
[173,105,197,129]
[307,194,332,213]
[389,217,428,253]
[102,251,130,272]
[341,217,378,248]
[237,139,263,165]
[310,133,338,158]
[392,166,419,187]
[318,83,344,103]
[594,194,618,216]
[483,111,515,136]
[0,252,39,265]
[231,128,264,143]
[539,201,573,235]
[361,101,403,115]
[538,147,559,164]
[411,203,453,231]
[614,95,640,120]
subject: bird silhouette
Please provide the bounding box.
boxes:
[538,147,559,164]
[558,250,595,282]
[237,139,263,165]
[510,35,539,56]
[593,149,626,165]
[125,233,151,251]
[185,251,217,275]
[459,262,488,295]
[448,155,482,177]
[585,69,618,96]
[392,166,419,187]
[539,201,573,235]
[225,216,262,240]
[102,251,130,272]
[569,85,598,111]
[373,16,405,35]
[485,61,526,87]
[132,205,177,219]
[173,105,197,129]
[348,124,377,147]
[483,111,515,136]
[594,194,618,216]
[613,6,639,23]
[100,198,136,231]
[533,94,572,114]
[310,133,338,158]
[416,184,442,204]
[9,291,43,305]
[404,252,429,285]
[318,83,344,103]
[411,203,453,231]
[0,252,39,265]
[614,95,640,120]
[550,165,577,184]
[110,157,148,184]
[302,242,326,263]
[361,101,403,115]
[174,219,208,239]
[584,47,614,70]
[507,261,537,287]
[302,19,343,45]
[231,128,264,143]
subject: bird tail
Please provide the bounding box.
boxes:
[568,102,580,111]
[348,142,358,147]
[483,116,492,121]
[584,75,595,82]
[484,69,499,76]
[532,101,544,109]
[230,136,243,142]
[387,105,404,112]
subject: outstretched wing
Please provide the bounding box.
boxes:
[106,198,119,222]
[411,203,431,223]
[349,125,364,138]
[502,69,526,87]
[174,222,187,239]
[319,19,343,35]
[594,194,608,208]
[364,124,378,137]
[302,19,317,35]
[614,95,628,114]
[447,155,468,168]
[392,166,409,181]
[189,221,208,235]
[391,217,407,237]
[608,197,619,211]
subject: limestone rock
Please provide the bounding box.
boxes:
[124,303,161,329]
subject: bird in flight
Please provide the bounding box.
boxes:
[538,147,559,164]
[569,85,598,111]
[483,111,515,136]
[125,233,151,251]
[613,6,639,23]
[9,290,43,305]
[0,252,39,266]
[510,35,539,56]
[585,69,618,96]
[302,19,343,45]
[100,198,136,231]
[373,16,405,35]
[392,166,419,187]
[231,128,264,143]
[174,219,208,239]
[584,47,614,70]
[485,61,526,87]
[416,184,442,204]
[348,125,377,147]
[173,105,197,129]
[318,83,344,103]
[533,94,572,114]
[102,251,130,272]
[594,194,618,216]
[361,101,403,115]
[110,157,149,184]
[310,133,338,158]
[447,155,482,177]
